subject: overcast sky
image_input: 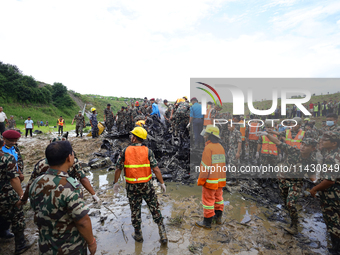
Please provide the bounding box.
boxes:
[1,0,340,101]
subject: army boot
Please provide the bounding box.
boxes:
[214,210,223,225]
[158,223,168,244]
[283,220,298,235]
[131,228,143,243]
[195,217,212,229]
[14,231,33,254]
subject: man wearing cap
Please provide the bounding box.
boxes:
[310,131,340,253]
[196,125,226,229]
[0,106,8,135]
[90,108,98,138]
[0,135,33,254]
[149,98,160,118]
[72,111,86,137]
[263,132,318,235]
[104,104,114,132]
[189,97,204,148]
[113,127,167,244]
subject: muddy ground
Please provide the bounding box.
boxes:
[0,132,333,255]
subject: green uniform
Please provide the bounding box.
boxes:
[104,108,114,131]
[74,114,85,137]
[173,102,190,134]
[29,168,89,255]
[116,143,163,231]
[0,151,25,233]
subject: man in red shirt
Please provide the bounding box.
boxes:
[309,102,314,114]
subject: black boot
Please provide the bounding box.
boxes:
[329,234,340,255]
[131,228,143,243]
[214,210,223,225]
[0,229,14,239]
[158,223,168,244]
[195,217,213,229]
[14,231,32,254]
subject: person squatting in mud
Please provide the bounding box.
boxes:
[113,126,168,244]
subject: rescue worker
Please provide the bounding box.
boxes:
[302,118,310,131]
[116,107,125,132]
[113,127,167,244]
[248,119,260,162]
[104,103,114,132]
[89,107,99,138]
[0,136,33,254]
[173,98,190,136]
[57,116,65,136]
[196,125,226,229]
[256,121,279,167]
[163,99,174,128]
[310,131,340,254]
[71,111,86,137]
[323,113,340,133]
[149,98,160,118]
[203,102,214,128]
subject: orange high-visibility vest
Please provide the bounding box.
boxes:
[239,121,246,141]
[285,129,305,149]
[58,119,64,126]
[261,135,278,156]
[203,107,213,126]
[248,124,260,140]
[197,141,226,190]
[124,146,152,184]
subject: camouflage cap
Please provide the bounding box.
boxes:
[322,131,340,140]
[301,138,318,147]
[293,117,303,125]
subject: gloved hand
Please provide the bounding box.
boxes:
[186,123,190,129]
[113,183,121,194]
[255,152,259,159]
[92,194,101,204]
[257,131,268,136]
[160,183,166,193]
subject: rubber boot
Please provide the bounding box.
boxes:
[329,234,340,255]
[215,210,223,225]
[283,220,298,235]
[0,229,14,239]
[158,223,168,244]
[131,228,143,243]
[195,217,213,229]
[14,231,32,254]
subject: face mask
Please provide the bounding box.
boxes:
[326,121,334,126]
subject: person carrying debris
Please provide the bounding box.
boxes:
[90,108,99,138]
[72,111,86,137]
[262,131,318,235]
[57,116,65,136]
[0,136,33,254]
[196,125,226,229]
[28,141,97,255]
[309,131,340,253]
[113,127,168,244]
[104,103,114,132]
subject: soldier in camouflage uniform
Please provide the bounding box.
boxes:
[226,122,242,180]
[322,113,340,134]
[0,136,32,254]
[257,121,279,167]
[116,107,125,132]
[163,99,174,128]
[125,106,133,131]
[113,127,167,244]
[130,103,140,127]
[7,115,16,129]
[173,101,190,136]
[72,111,86,137]
[265,132,318,235]
[305,123,319,140]
[104,104,114,132]
[29,141,97,254]
[310,131,340,253]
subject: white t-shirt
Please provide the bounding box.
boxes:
[0,112,7,122]
[25,119,34,129]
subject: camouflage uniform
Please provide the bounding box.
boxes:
[116,144,163,231]
[277,140,317,223]
[257,135,278,166]
[173,102,190,135]
[125,108,133,131]
[74,114,85,137]
[322,124,340,134]
[130,107,139,124]
[164,104,174,127]
[8,119,16,129]
[27,157,86,188]
[90,113,98,138]
[29,168,89,254]
[104,108,114,132]
[0,152,25,234]
[319,132,340,241]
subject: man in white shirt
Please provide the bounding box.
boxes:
[0,107,8,135]
[24,117,34,138]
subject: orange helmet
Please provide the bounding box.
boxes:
[135,101,139,106]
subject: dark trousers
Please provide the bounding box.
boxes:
[192,118,204,147]
[0,122,5,135]
[25,128,32,137]
[58,125,63,135]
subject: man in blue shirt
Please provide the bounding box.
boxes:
[189,97,204,148]
[149,98,160,118]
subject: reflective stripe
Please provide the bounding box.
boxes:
[215,200,224,204]
[203,204,214,210]
[206,179,218,184]
[212,154,226,164]
[200,161,211,170]
[204,108,213,120]
[124,164,150,168]
[125,174,152,182]
[218,178,226,182]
